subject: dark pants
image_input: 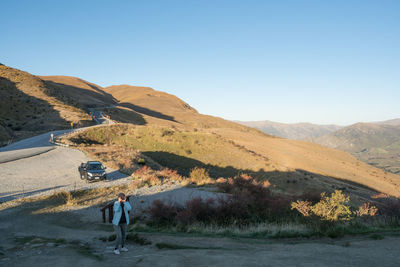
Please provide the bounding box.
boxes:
[113,223,127,249]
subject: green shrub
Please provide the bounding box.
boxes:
[292,190,352,221]
[189,167,210,185]
[312,191,352,221]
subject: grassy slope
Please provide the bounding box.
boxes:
[63,123,400,200]
[315,123,400,174]
[100,85,400,197]
[0,65,95,144]
[5,65,399,199]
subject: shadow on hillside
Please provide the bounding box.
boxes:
[42,80,178,125]
[43,80,117,108]
[118,102,179,123]
[101,106,146,125]
[142,151,380,200]
[0,77,71,145]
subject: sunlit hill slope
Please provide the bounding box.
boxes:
[1,64,400,200]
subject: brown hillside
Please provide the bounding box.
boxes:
[213,127,400,197]
[102,85,260,132]
[315,122,400,174]
[39,76,115,108]
[2,64,400,199]
[66,84,400,198]
[99,85,400,198]
[0,65,94,145]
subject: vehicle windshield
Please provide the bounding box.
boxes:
[87,163,103,170]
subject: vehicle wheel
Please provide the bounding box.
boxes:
[80,174,85,180]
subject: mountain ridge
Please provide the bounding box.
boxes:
[1,64,400,198]
[236,120,343,140]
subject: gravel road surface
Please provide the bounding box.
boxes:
[0,111,124,202]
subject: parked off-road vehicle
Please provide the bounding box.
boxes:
[78,161,107,181]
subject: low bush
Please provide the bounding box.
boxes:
[147,174,292,227]
[291,190,378,222]
[134,166,162,186]
[378,198,400,218]
[148,200,179,226]
[51,191,74,206]
[189,167,212,185]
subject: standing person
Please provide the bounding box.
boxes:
[49,133,54,143]
[112,193,132,255]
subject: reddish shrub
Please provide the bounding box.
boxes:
[158,168,181,181]
[147,174,293,226]
[216,177,227,184]
[177,198,216,225]
[135,166,152,176]
[291,200,312,217]
[378,198,400,218]
[148,200,179,225]
[371,193,390,199]
[356,202,378,217]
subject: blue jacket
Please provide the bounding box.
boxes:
[112,201,132,226]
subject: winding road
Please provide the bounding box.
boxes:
[0,110,126,202]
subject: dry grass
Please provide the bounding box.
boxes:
[0,184,136,215]
[189,167,214,186]
[185,222,311,237]
[4,64,399,201]
[0,65,93,144]
[61,123,400,201]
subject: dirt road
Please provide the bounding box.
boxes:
[1,199,399,267]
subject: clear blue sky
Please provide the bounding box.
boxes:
[1,0,399,125]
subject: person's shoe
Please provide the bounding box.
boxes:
[114,249,120,255]
[120,247,128,252]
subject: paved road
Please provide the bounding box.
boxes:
[0,129,72,163]
[0,110,126,202]
[89,108,114,125]
[0,108,113,163]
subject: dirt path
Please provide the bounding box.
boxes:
[1,115,399,266]
[1,200,399,267]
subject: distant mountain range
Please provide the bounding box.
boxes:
[315,121,400,174]
[235,120,343,140]
[237,119,400,174]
